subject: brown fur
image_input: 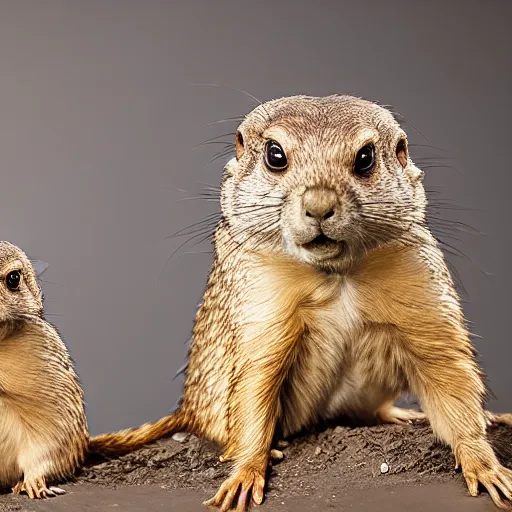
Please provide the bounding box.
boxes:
[153,95,512,511]
[5,94,512,509]
[0,241,190,498]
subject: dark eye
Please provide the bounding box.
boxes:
[264,140,288,171]
[354,143,376,178]
[5,270,21,291]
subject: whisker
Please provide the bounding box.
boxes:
[159,222,221,280]
[191,83,263,106]
[191,132,236,151]
[167,212,222,238]
[205,116,245,127]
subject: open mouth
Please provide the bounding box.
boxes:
[302,234,344,252]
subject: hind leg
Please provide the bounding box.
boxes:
[376,400,426,425]
[487,412,512,427]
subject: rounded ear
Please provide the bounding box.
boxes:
[396,138,424,183]
[235,130,244,160]
[396,138,408,168]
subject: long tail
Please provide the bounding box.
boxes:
[87,410,188,460]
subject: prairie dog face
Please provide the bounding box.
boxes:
[0,242,42,323]
[221,95,427,272]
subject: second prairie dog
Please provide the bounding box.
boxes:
[117,94,511,511]
[0,241,192,499]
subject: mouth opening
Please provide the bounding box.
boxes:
[302,234,341,251]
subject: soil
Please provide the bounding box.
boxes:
[0,420,510,511]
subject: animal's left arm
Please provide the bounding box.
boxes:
[402,312,512,508]
[372,246,512,508]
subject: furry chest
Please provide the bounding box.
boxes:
[279,278,364,435]
[280,277,408,434]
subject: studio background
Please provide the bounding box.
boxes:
[1,0,510,435]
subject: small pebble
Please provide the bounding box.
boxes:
[380,462,389,474]
[315,446,322,456]
[172,432,188,443]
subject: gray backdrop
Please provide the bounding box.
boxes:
[0,0,510,435]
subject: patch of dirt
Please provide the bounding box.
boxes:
[1,421,511,511]
[78,421,512,499]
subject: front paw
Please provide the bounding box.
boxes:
[460,445,512,509]
[12,477,64,499]
[204,466,266,511]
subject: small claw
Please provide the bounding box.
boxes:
[496,472,512,503]
[466,476,479,497]
[203,485,225,508]
[220,484,239,512]
[43,488,55,498]
[34,485,45,499]
[252,474,265,505]
[253,488,263,505]
[26,485,35,500]
[496,479,512,502]
[485,483,507,509]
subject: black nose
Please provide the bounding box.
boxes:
[302,188,337,221]
[305,207,335,220]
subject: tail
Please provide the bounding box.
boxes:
[87,410,188,460]
[486,411,512,427]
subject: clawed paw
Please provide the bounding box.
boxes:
[377,405,426,425]
[204,467,266,511]
[464,463,512,509]
[12,477,64,499]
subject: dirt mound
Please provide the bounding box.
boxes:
[1,420,511,511]
[76,420,512,501]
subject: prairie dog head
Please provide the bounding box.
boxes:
[221,95,426,272]
[0,241,43,323]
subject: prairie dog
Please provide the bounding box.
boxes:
[128,95,512,511]
[0,241,184,498]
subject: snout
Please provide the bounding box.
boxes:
[281,186,356,265]
[286,187,346,253]
[302,188,338,226]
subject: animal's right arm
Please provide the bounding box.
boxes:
[205,254,338,512]
[204,311,302,511]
